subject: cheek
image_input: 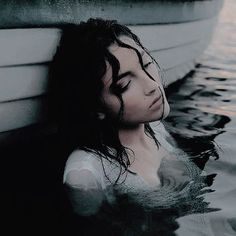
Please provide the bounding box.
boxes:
[102,94,121,116]
[124,96,141,110]
[122,94,146,117]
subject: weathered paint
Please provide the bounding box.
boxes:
[0,0,223,28]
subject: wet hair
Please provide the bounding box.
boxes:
[48,18,165,185]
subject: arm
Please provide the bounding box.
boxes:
[64,169,105,216]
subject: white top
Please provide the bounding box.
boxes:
[63,122,235,236]
[63,122,197,217]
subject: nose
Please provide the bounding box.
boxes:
[146,87,156,96]
[143,77,159,96]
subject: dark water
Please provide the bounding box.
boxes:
[164,0,236,234]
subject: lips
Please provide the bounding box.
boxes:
[149,96,162,108]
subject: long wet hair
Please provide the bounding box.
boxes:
[48,18,165,184]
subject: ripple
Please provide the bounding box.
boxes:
[205,77,227,81]
[164,0,236,234]
[198,91,221,97]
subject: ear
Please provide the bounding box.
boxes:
[97,112,106,120]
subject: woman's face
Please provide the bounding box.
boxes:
[101,35,170,125]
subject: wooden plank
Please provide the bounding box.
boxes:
[0,17,217,67]
[151,33,212,70]
[0,97,47,132]
[131,17,217,51]
[0,0,223,28]
[0,61,197,133]
[0,65,48,102]
[0,60,198,133]
[0,31,212,102]
[0,28,60,66]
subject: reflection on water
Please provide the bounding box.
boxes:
[163,0,236,234]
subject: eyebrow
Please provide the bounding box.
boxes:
[117,50,146,81]
[117,71,132,80]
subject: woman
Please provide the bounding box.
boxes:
[49,18,215,232]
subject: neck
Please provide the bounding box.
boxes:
[118,123,152,149]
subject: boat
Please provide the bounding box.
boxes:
[0,0,224,145]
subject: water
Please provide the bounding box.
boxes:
[164,0,236,234]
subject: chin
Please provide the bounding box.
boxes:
[152,101,170,121]
[162,102,170,119]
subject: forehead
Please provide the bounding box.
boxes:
[108,35,142,58]
[103,36,143,86]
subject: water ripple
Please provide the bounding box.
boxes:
[165,0,236,234]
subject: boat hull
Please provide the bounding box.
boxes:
[0,0,224,144]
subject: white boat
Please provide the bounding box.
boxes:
[0,0,224,145]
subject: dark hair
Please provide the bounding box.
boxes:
[48,18,164,185]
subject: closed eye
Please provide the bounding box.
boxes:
[114,80,131,93]
[144,61,153,68]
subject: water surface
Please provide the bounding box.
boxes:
[164,0,236,234]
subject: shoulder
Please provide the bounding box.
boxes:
[65,169,102,189]
[66,148,93,163]
[64,149,100,171]
[63,149,103,185]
